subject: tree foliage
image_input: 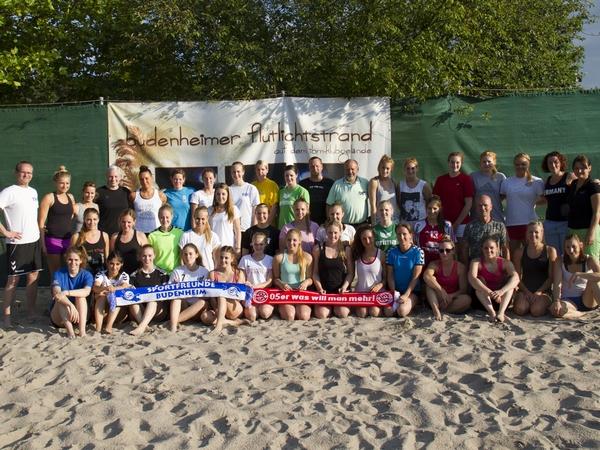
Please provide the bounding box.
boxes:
[0,0,593,103]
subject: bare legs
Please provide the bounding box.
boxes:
[3,272,39,326]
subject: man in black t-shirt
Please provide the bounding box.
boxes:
[300,156,334,226]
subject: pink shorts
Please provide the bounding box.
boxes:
[507,225,527,241]
[45,236,71,255]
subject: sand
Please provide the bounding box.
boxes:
[1,288,599,449]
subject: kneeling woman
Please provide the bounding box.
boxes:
[468,238,520,322]
[550,234,600,318]
[312,221,354,319]
[273,229,314,320]
[513,221,557,317]
[203,246,248,333]
[50,246,93,338]
[422,236,471,320]
[169,243,210,332]
[386,223,425,317]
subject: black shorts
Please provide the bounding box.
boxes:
[6,241,43,276]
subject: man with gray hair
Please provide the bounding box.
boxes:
[460,194,509,264]
[326,159,369,227]
[96,165,132,235]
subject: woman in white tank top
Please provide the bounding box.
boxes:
[369,155,399,224]
[130,166,166,233]
[352,225,387,318]
[398,157,432,226]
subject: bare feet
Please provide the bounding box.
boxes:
[65,322,76,338]
[211,318,250,334]
[487,314,497,323]
[104,327,113,335]
[130,325,147,336]
[432,309,443,321]
[496,313,508,323]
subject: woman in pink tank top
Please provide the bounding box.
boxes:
[468,237,519,323]
[423,236,471,321]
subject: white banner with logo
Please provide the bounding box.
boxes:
[108,97,390,188]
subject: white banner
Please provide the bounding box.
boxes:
[108,97,390,188]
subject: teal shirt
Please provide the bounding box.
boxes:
[280,251,303,288]
[326,177,369,224]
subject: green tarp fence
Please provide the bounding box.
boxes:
[1,92,599,285]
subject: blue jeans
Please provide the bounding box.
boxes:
[543,220,568,255]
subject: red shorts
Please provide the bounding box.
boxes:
[507,225,527,241]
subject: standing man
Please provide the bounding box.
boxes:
[229,161,260,232]
[460,194,509,265]
[0,161,42,326]
[326,159,369,228]
[300,156,334,226]
[96,165,131,236]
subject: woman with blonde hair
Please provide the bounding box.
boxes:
[513,221,558,317]
[179,206,221,271]
[273,229,314,321]
[209,183,241,253]
[500,153,544,259]
[398,157,431,226]
[470,151,506,222]
[369,155,399,225]
[278,198,319,253]
[38,166,77,279]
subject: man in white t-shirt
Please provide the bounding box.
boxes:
[0,161,42,326]
[229,162,260,233]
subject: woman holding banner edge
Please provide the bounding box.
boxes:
[273,229,314,321]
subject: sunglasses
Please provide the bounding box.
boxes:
[438,248,454,254]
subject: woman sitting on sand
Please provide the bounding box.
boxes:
[352,224,387,318]
[422,236,471,321]
[468,238,519,322]
[273,229,314,321]
[550,234,600,318]
[386,223,424,318]
[50,246,93,338]
[129,245,169,336]
[239,232,274,321]
[312,221,354,319]
[202,246,248,333]
[93,251,133,333]
[169,243,210,332]
[512,221,558,317]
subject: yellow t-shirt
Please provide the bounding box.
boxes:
[252,178,280,207]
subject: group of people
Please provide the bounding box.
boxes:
[0,150,598,337]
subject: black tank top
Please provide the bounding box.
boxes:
[47,193,74,238]
[114,232,142,274]
[544,173,569,221]
[83,232,106,275]
[318,244,347,293]
[521,246,549,292]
